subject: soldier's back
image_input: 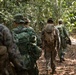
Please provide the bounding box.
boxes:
[42,24,57,50]
[0,24,17,75]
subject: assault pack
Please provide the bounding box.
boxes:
[12,26,42,70]
[42,24,57,49]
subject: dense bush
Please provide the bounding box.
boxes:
[0,0,76,32]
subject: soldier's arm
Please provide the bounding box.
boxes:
[63,26,69,38]
[55,28,60,51]
[63,26,71,45]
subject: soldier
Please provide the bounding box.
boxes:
[12,14,42,75]
[56,19,71,62]
[24,17,42,48]
[41,18,59,74]
[0,13,24,75]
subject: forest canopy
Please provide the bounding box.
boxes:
[0,0,76,32]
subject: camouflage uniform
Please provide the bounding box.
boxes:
[12,14,42,75]
[56,19,71,62]
[0,23,24,75]
[41,18,59,74]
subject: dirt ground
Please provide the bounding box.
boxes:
[37,36,76,75]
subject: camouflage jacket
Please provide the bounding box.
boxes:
[12,25,37,51]
[55,24,70,48]
[55,24,69,38]
[12,25,42,69]
[12,25,42,54]
[0,24,24,71]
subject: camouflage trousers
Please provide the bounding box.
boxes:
[0,46,17,75]
[58,46,67,59]
[44,48,57,73]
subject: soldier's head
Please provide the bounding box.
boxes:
[47,18,54,24]
[58,19,63,24]
[14,13,25,25]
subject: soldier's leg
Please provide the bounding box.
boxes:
[51,50,56,74]
[58,46,64,62]
[61,48,67,61]
[45,58,50,75]
[59,38,67,62]
[60,50,64,62]
[44,50,51,75]
[60,46,67,62]
[44,51,51,71]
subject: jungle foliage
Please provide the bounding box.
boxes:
[0,0,76,32]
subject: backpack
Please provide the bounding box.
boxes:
[0,25,16,75]
[13,27,42,69]
[13,27,37,53]
[42,24,56,47]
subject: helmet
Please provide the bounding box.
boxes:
[14,13,25,24]
[47,18,54,23]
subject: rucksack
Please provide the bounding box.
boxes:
[42,24,56,47]
[12,27,42,69]
[13,29,27,54]
[0,25,17,75]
